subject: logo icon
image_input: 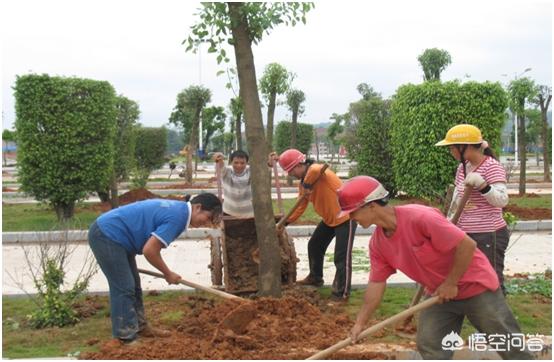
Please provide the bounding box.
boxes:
[442,331,464,351]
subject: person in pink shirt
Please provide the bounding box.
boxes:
[436,124,510,294]
[338,176,531,360]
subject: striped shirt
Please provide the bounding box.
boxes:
[455,156,507,233]
[221,165,254,218]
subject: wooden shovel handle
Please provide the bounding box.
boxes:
[306,296,440,360]
[273,163,284,215]
[137,268,243,300]
[451,185,473,225]
[215,163,223,202]
[276,163,329,230]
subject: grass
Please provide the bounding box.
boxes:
[2,203,101,232]
[508,194,552,209]
[2,199,319,232]
[2,193,551,232]
[3,280,550,359]
[327,247,370,273]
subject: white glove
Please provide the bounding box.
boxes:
[464,172,487,190]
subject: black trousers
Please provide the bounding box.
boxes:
[468,226,510,293]
[306,219,356,297]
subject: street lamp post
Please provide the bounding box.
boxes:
[503,68,532,166]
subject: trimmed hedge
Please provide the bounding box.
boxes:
[14,74,116,220]
[390,81,507,199]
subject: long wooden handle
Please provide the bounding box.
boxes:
[306,296,440,360]
[273,163,284,215]
[215,163,223,202]
[137,268,243,300]
[451,185,472,225]
[276,163,329,229]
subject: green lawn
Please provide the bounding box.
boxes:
[2,203,101,232]
[508,194,552,209]
[2,194,550,232]
[2,200,318,231]
[3,279,550,359]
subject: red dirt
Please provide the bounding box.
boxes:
[92,188,186,212]
[503,205,551,220]
[81,292,378,360]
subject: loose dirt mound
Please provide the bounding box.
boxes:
[93,188,186,212]
[82,295,357,360]
[504,205,551,220]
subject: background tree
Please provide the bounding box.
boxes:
[347,84,396,196]
[286,88,306,151]
[166,127,186,155]
[14,74,116,221]
[274,121,314,155]
[229,96,243,151]
[525,109,542,166]
[131,126,167,188]
[508,77,536,195]
[417,48,452,81]
[327,113,345,164]
[2,129,16,166]
[97,95,140,208]
[186,2,313,297]
[259,63,292,148]
[201,106,226,156]
[169,85,212,183]
[533,85,552,181]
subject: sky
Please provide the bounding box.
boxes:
[2,0,552,132]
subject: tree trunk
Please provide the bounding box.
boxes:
[110,177,119,209]
[288,109,299,186]
[54,201,75,222]
[291,109,298,149]
[187,108,201,183]
[517,113,526,196]
[266,93,276,149]
[228,2,281,297]
[97,189,110,203]
[541,96,552,182]
[235,112,243,151]
[314,129,320,162]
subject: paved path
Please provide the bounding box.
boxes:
[3,231,551,295]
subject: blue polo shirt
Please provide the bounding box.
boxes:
[96,199,191,254]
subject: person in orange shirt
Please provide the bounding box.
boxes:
[269,149,357,301]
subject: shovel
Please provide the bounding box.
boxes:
[276,163,329,231]
[252,163,329,264]
[138,268,240,300]
[306,296,440,360]
[138,268,257,334]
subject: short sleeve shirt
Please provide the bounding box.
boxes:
[97,199,191,254]
[369,204,499,299]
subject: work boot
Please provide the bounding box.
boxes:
[296,275,324,287]
[138,324,171,338]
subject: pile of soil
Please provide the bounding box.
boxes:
[503,205,551,220]
[93,188,186,212]
[156,182,215,190]
[81,293,374,360]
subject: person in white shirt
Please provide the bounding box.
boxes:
[213,150,254,218]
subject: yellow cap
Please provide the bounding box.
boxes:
[435,124,483,146]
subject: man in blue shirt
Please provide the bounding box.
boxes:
[88,193,222,344]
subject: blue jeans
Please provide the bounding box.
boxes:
[88,221,146,341]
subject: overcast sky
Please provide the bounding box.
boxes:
[2,0,552,131]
